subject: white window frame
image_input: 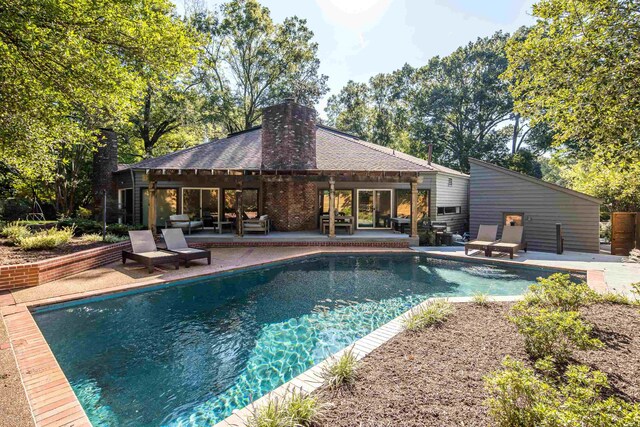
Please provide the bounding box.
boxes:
[355,189,394,230]
[117,188,132,224]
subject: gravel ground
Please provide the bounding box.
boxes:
[0,318,34,427]
[317,302,640,427]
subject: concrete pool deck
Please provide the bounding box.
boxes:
[0,246,637,427]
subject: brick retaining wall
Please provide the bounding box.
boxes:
[0,241,131,291]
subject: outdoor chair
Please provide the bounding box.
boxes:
[464,224,498,255]
[487,225,528,259]
[122,230,180,273]
[243,215,270,235]
[166,214,204,234]
[161,228,211,267]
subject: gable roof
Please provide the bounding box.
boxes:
[124,125,468,177]
[468,158,602,204]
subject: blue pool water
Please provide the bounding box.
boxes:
[33,254,578,426]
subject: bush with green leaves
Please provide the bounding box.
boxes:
[79,233,103,243]
[404,299,454,331]
[509,305,603,363]
[472,293,490,306]
[519,273,596,312]
[485,357,640,427]
[16,227,75,250]
[57,218,103,236]
[1,221,31,243]
[321,348,359,390]
[246,389,323,427]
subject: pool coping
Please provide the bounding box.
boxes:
[1,248,606,427]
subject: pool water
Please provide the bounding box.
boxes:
[33,254,576,426]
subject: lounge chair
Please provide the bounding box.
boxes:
[487,225,528,259]
[161,228,211,267]
[166,214,204,234]
[122,230,180,273]
[464,225,498,256]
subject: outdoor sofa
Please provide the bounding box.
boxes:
[161,228,211,267]
[487,225,528,259]
[464,224,498,256]
[243,215,270,234]
[166,214,204,234]
[122,230,180,273]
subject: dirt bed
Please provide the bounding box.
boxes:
[0,238,107,265]
[317,303,640,427]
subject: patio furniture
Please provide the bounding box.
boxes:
[161,228,211,267]
[320,215,354,235]
[166,214,204,234]
[122,230,180,273]
[487,225,527,259]
[243,215,270,234]
[464,224,498,255]
[215,221,234,234]
[390,217,410,233]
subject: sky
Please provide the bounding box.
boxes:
[175,0,538,116]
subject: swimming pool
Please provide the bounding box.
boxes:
[33,254,580,426]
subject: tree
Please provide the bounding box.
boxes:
[504,0,640,164]
[190,0,328,133]
[0,0,199,209]
[410,32,513,172]
[326,81,373,139]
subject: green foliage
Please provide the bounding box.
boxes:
[404,299,454,331]
[1,221,31,243]
[321,348,359,390]
[596,292,637,306]
[0,198,31,221]
[16,227,75,250]
[472,293,490,306]
[57,219,103,236]
[77,207,93,220]
[518,273,596,312]
[509,306,603,363]
[104,233,129,244]
[246,389,322,427]
[504,0,640,167]
[79,234,103,243]
[485,357,640,427]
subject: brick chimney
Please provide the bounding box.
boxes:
[261,99,317,170]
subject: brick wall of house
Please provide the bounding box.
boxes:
[261,99,317,170]
[0,241,130,291]
[263,181,318,231]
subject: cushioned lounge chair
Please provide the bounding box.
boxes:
[464,224,498,256]
[487,225,528,259]
[122,230,180,273]
[166,214,204,234]
[243,215,270,235]
[161,228,211,267]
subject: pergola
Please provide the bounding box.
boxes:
[144,167,423,238]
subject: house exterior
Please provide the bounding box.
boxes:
[469,158,601,253]
[111,99,469,239]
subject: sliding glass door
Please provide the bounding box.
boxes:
[356,189,393,229]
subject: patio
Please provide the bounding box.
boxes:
[183,229,419,244]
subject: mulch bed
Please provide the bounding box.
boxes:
[0,238,107,265]
[316,302,640,427]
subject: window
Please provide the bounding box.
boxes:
[117,188,133,224]
[437,206,461,215]
[447,178,453,187]
[141,188,177,227]
[224,189,259,220]
[395,189,430,221]
[504,212,524,226]
[182,188,220,220]
[318,190,353,216]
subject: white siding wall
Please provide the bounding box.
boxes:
[469,162,600,253]
[434,174,469,234]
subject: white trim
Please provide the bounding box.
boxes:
[356,189,394,230]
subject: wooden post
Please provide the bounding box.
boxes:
[410,180,418,238]
[148,180,157,235]
[329,177,336,238]
[636,212,640,249]
[235,189,243,236]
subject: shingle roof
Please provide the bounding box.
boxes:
[125,125,467,176]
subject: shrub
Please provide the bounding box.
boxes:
[508,306,603,363]
[519,273,596,312]
[0,198,31,221]
[104,233,128,243]
[404,299,454,331]
[79,233,103,243]
[57,218,102,236]
[321,348,359,390]
[16,227,75,250]
[485,357,640,427]
[76,206,93,219]
[597,292,637,306]
[472,293,490,306]
[106,222,143,237]
[246,389,323,427]
[1,221,31,243]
